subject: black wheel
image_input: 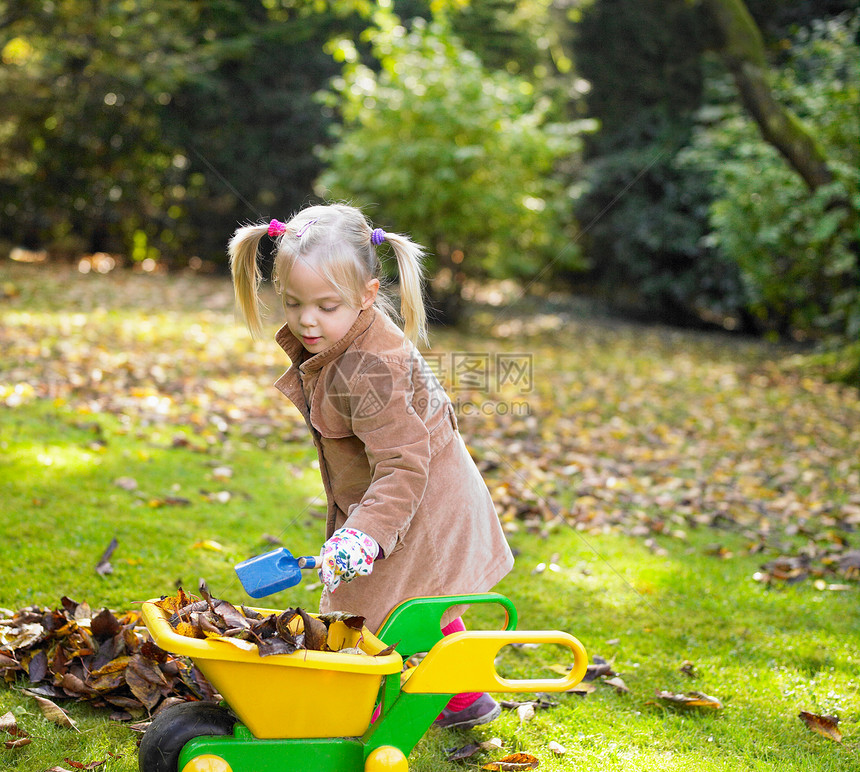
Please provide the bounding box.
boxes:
[138,701,237,772]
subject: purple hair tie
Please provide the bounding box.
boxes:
[295,218,319,238]
[268,219,287,238]
[371,228,386,246]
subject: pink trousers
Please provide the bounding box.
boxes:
[371,616,481,723]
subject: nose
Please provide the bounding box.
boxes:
[298,306,317,328]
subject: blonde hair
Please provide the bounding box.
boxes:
[228,204,428,346]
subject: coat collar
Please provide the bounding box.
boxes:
[274,307,378,373]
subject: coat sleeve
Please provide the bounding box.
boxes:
[339,357,431,558]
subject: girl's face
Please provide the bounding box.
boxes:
[283,257,378,354]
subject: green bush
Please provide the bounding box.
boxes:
[316,18,590,314]
[682,14,860,351]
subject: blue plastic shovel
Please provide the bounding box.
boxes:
[234,549,321,598]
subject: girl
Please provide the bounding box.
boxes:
[229,204,514,729]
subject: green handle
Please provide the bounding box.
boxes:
[375,593,518,657]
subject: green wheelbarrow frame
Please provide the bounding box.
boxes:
[140,593,587,772]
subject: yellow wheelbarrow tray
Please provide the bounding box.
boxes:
[138,593,588,772]
[141,600,402,740]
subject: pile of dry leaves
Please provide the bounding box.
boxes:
[0,594,216,723]
[0,583,394,731]
[159,584,394,657]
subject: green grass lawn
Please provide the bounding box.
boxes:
[1,262,858,772]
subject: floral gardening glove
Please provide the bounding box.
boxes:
[320,527,379,593]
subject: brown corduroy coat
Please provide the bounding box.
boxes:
[273,307,514,632]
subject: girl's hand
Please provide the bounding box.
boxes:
[320,527,379,592]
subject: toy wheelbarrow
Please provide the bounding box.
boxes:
[138,593,588,772]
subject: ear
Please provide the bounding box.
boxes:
[360,278,380,310]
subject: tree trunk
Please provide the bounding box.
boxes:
[698,0,834,191]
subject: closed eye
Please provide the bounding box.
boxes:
[321,305,340,313]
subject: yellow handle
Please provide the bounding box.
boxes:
[401,630,588,695]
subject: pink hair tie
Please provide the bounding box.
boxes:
[268,219,287,238]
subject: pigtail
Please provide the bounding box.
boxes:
[383,232,428,347]
[228,222,270,339]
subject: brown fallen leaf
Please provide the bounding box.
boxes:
[799,711,842,743]
[583,661,614,681]
[24,691,81,731]
[64,758,108,770]
[447,743,482,761]
[565,682,596,695]
[125,654,169,710]
[1,710,31,749]
[655,690,722,709]
[482,752,540,770]
[297,607,327,651]
[95,537,118,576]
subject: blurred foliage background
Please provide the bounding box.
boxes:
[1,0,858,379]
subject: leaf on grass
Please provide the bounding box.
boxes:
[547,741,566,756]
[604,676,630,693]
[24,691,80,731]
[500,698,557,711]
[95,537,118,576]
[679,660,698,678]
[1,711,31,748]
[756,555,810,584]
[482,752,540,770]
[482,739,504,751]
[191,540,224,552]
[517,703,535,723]
[546,664,571,676]
[447,743,482,761]
[64,757,108,770]
[812,580,852,592]
[565,682,596,695]
[656,690,722,710]
[799,711,842,743]
[582,656,614,681]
